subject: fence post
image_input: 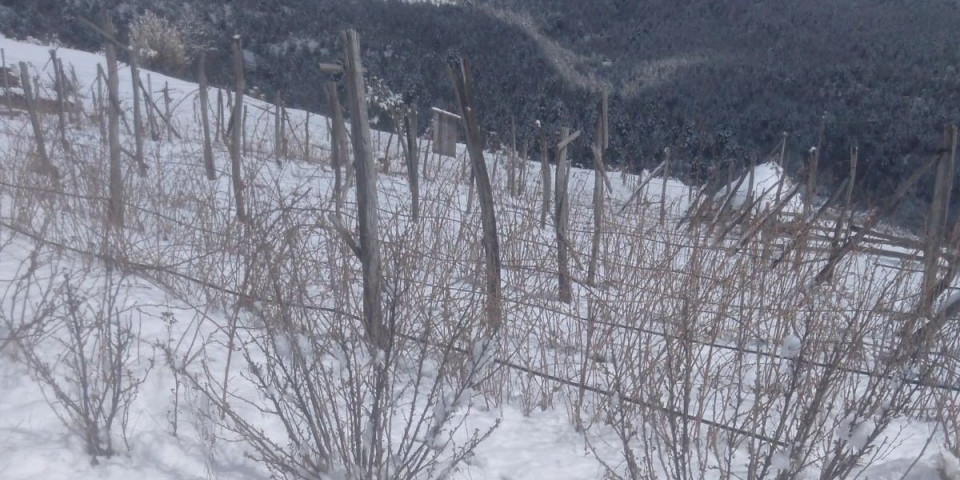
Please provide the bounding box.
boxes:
[304,111,310,161]
[198,54,215,180]
[540,125,551,228]
[129,47,147,175]
[556,126,574,303]
[405,109,420,223]
[49,50,68,148]
[145,74,160,140]
[449,57,503,332]
[325,81,349,219]
[343,29,387,349]
[1,48,7,109]
[832,145,858,248]
[588,91,608,285]
[96,64,107,145]
[215,89,223,143]
[105,15,123,229]
[660,147,671,225]
[229,36,247,222]
[921,125,957,312]
[19,62,56,180]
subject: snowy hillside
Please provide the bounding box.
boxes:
[0,33,957,480]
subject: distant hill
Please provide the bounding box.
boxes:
[3,0,959,228]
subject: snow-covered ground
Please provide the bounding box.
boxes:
[0,33,957,480]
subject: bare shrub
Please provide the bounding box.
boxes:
[2,250,149,462]
[128,11,190,73]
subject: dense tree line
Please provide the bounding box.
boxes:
[2,0,959,227]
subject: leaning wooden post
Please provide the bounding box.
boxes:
[508,117,517,197]
[555,126,575,304]
[343,30,387,348]
[197,54,216,180]
[274,92,282,161]
[805,147,819,219]
[449,57,503,332]
[163,82,171,138]
[325,81,349,218]
[229,36,247,222]
[105,15,123,228]
[832,145,858,248]
[145,74,160,140]
[304,111,311,161]
[921,125,957,312]
[518,138,529,197]
[19,62,56,180]
[405,109,421,223]
[96,64,107,145]
[660,147,671,225]
[1,48,7,108]
[129,46,147,175]
[215,89,223,142]
[588,91,609,285]
[540,124,552,228]
[49,50,68,148]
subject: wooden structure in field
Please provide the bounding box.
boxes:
[431,107,460,157]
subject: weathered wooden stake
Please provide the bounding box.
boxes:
[145,74,160,140]
[325,82,349,219]
[921,125,957,312]
[229,36,247,222]
[832,145,858,248]
[215,89,223,142]
[518,138,528,196]
[540,125,551,227]
[588,91,608,285]
[555,126,574,303]
[304,111,310,161]
[405,109,420,223]
[105,16,123,229]
[449,57,503,332]
[96,64,107,145]
[343,30,387,348]
[1,48,7,108]
[660,147,671,225]
[129,46,147,175]
[49,50,68,148]
[19,62,56,180]
[197,54,215,180]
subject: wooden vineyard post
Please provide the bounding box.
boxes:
[449,57,503,333]
[508,117,517,197]
[343,29,387,349]
[229,36,247,222]
[242,105,248,154]
[588,91,609,285]
[145,74,160,140]
[198,54,215,180]
[325,81,349,218]
[215,89,223,142]
[519,138,529,196]
[96,64,107,145]
[19,62,56,180]
[1,48,7,109]
[540,125,551,228]
[129,46,147,175]
[49,50,68,148]
[660,147,671,225]
[555,126,577,304]
[832,145,858,248]
[105,15,123,228]
[405,109,420,223]
[304,111,310,161]
[920,125,957,312]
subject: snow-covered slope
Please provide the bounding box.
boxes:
[0,33,954,480]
